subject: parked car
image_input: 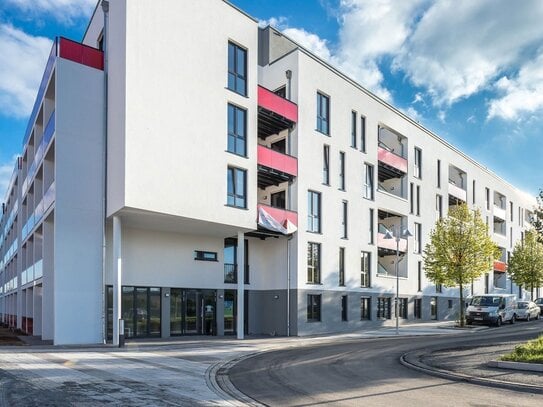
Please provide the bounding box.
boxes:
[516,301,541,321]
[466,294,517,326]
[535,298,543,314]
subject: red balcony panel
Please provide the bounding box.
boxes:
[494,261,507,272]
[258,86,298,123]
[58,37,104,70]
[257,145,297,177]
[258,203,298,227]
[378,146,407,173]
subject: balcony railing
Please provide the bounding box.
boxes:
[258,86,297,138]
[448,181,467,202]
[493,260,507,272]
[22,181,55,241]
[493,205,506,221]
[377,226,407,252]
[257,203,298,227]
[377,146,408,173]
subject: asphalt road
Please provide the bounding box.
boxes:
[229,323,543,406]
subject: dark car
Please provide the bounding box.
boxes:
[535,298,543,314]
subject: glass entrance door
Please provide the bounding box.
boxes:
[170,289,216,335]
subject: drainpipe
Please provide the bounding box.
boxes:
[287,234,293,337]
[101,0,109,344]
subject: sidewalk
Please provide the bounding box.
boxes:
[0,321,466,406]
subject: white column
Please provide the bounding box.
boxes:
[236,231,245,339]
[112,216,122,346]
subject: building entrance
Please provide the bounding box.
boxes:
[170,289,216,335]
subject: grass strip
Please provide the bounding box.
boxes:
[501,335,543,364]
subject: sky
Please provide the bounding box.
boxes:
[1,0,543,200]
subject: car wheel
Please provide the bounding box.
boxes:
[510,315,515,324]
[496,317,502,327]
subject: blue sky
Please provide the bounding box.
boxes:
[1,0,543,199]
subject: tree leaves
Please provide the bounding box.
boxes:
[508,230,543,297]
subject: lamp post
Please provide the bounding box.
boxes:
[384,225,412,335]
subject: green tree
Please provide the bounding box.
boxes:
[508,230,543,299]
[531,190,543,242]
[423,204,500,327]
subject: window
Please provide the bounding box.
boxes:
[341,295,348,321]
[316,92,330,135]
[414,298,422,319]
[448,300,453,309]
[437,160,441,188]
[364,164,374,200]
[307,191,321,233]
[323,145,330,185]
[360,116,366,153]
[417,261,422,292]
[510,201,514,221]
[369,208,374,244]
[274,86,286,98]
[485,273,489,294]
[227,42,247,96]
[341,200,348,238]
[361,251,371,287]
[414,147,422,178]
[194,251,218,261]
[398,298,408,319]
[430,297,438,320]
[227,104,246,156]
[339,151,345,190]
[472,180,476,204]
[223,238,249,284]
[360,297,371,320]
[307,242,321,283]
[377,297,391,319]
[436,195,443,220]
[339,247,345,286]
[436,283,442,293]
[416,185,420,216]
[351,111,357,148]
[414,222,422,254]
[271,191,285,209]
[227,167,246,208]
[485,187,490,210]
[510,227,513,248]
[409,183,414,214]
[307,294,321,322]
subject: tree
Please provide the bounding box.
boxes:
[423,204,500,327]
[508,230,543,299]
[531,190,543,242]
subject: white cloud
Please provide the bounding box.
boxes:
[394,0,543,107]
[487,51,543,121]
[5,0,96,24]
[0,24,52,118]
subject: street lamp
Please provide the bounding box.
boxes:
[383,225,413,335]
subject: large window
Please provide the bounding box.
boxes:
[307,191,321,233]
[341,200,348,239]
[227,167,246,208]
[307,294,321,322]
[364,163,374,200]
[430,297,438,320]
[414,298,422,319]
[316,92,330,135]
[414,147,422,178]
[414,222,422,254]
[360,297,371,320]
[228,42,247,96]
[351,111,357,148]
[361,251,371,287]
[377,297,391,319]
[339,247,345,286]
[119,286,161,338]
[341,295,348,322]
[369,208,374,244]
[339,151,345,190]
[398,298,408,319]
[323,145,330,185]
[227,104,246,156]
[307,242,321,284]
[360,116,366,153]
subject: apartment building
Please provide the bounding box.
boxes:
[0,0,538,345]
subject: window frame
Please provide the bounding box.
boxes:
[360,297,371,320]
[339,151,346,190]
[227,103,247,157]
[361,251,371,287]
[341,200,348,239]
[316,92,330,135]
[360,116,367,153]
[307,190,322,233]
[307,242,321,284]
[227,41,247,96]
[351,111,357,148]
[414,147,422,179]
[323,145,330,185]
[226,166,247,209]
[339,247,345,287]
[364,163,374,200]
[307,294,322,322]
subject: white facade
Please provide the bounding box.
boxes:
[0,0,539,344]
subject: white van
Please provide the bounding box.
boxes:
[466,294,517,326]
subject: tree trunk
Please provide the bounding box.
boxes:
[459,283,464,327]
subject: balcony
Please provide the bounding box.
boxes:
[377,224,407,253]
[378,146,407,174]
[22,181,55,241]
[493,205,506,221]
[257,203,297,228]
[494,261,507,272]
[258,86,297,138]
[448,181,467,203]
[257,145,297,188]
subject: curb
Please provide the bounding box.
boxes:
[400,350,543,394]
[489,360,543,373]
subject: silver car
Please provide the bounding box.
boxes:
[515,301,541,321]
